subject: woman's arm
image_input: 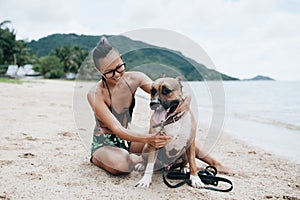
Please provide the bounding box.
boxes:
[87,87,171,147]
[174,94,191,116]
[133,71,153,94]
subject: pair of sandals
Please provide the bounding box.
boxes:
[162,165,233,192]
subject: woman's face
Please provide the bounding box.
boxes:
[101,56,125,81]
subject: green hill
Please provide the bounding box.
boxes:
[28,33,239,81]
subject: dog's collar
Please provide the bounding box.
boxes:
[152,111,183,129]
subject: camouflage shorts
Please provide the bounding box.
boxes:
[90,133,131,156]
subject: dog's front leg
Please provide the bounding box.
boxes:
[187,140,204,188]
[136,145,158,188]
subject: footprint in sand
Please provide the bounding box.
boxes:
[0,193,10,200]
[0,160,14,167]
[24,172,43,180]
[20,133,38,141]
[58,131,77,137]
[37,114,48,118]
[282,195,300,200]
[24,136,38,141]
[18,152,35,158]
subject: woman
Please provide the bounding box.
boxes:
[87,37,231,175]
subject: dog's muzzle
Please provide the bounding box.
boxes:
[150,96,163,111]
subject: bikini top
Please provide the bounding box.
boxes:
[94,79,136,134]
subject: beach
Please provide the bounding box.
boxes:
[0,79,299,200]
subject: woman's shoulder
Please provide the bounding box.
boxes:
[125,72,152,91]
[87,81,105,100]
[125,71,152,82]
[125,71,145,77]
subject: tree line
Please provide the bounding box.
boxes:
[0,20,88,78]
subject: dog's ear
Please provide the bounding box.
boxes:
[175,76,183,90]
[175,76,182,82]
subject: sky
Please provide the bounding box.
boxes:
[1,0,300,80]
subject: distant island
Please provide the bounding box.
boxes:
[243,75,275,81]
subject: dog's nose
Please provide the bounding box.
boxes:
[150,96,161,110]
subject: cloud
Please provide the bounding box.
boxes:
[1,0,78,40]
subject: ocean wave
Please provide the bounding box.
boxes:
[231,112,300,132]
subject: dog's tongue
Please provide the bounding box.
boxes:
[153,110,166,124]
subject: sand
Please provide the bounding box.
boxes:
[0,79,299,200]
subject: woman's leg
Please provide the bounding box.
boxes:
[195,140,233,174]
[92,146,137,175]
[120,141,233,174]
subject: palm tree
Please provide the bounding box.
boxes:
[0,20,17,65]
[53,46,88,74]
[0,20,12,29]
[53,46,74,73]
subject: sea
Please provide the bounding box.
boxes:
[184,80,300,163]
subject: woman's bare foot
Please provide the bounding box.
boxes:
[214,163,235,175]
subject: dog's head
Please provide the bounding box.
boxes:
[150,77,183,119]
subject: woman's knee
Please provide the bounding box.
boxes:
[113,152,134,172]
[92,155,131,175]
[106,167,129,176]
[92,147,134,174]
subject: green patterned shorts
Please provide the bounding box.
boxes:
[90,134,131,156]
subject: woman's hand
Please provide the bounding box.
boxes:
[148,132,173,148]
[174,94,191,117]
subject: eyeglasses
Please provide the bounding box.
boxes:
[103,62,126,79]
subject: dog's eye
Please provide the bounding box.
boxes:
[161,86,172,95]
[150,88,157,95]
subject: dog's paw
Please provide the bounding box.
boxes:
[135,175,152,188]
[190,174,204,189]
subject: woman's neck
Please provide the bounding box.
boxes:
[102,78,117,89]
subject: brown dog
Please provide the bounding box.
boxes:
[136,77,203,188]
